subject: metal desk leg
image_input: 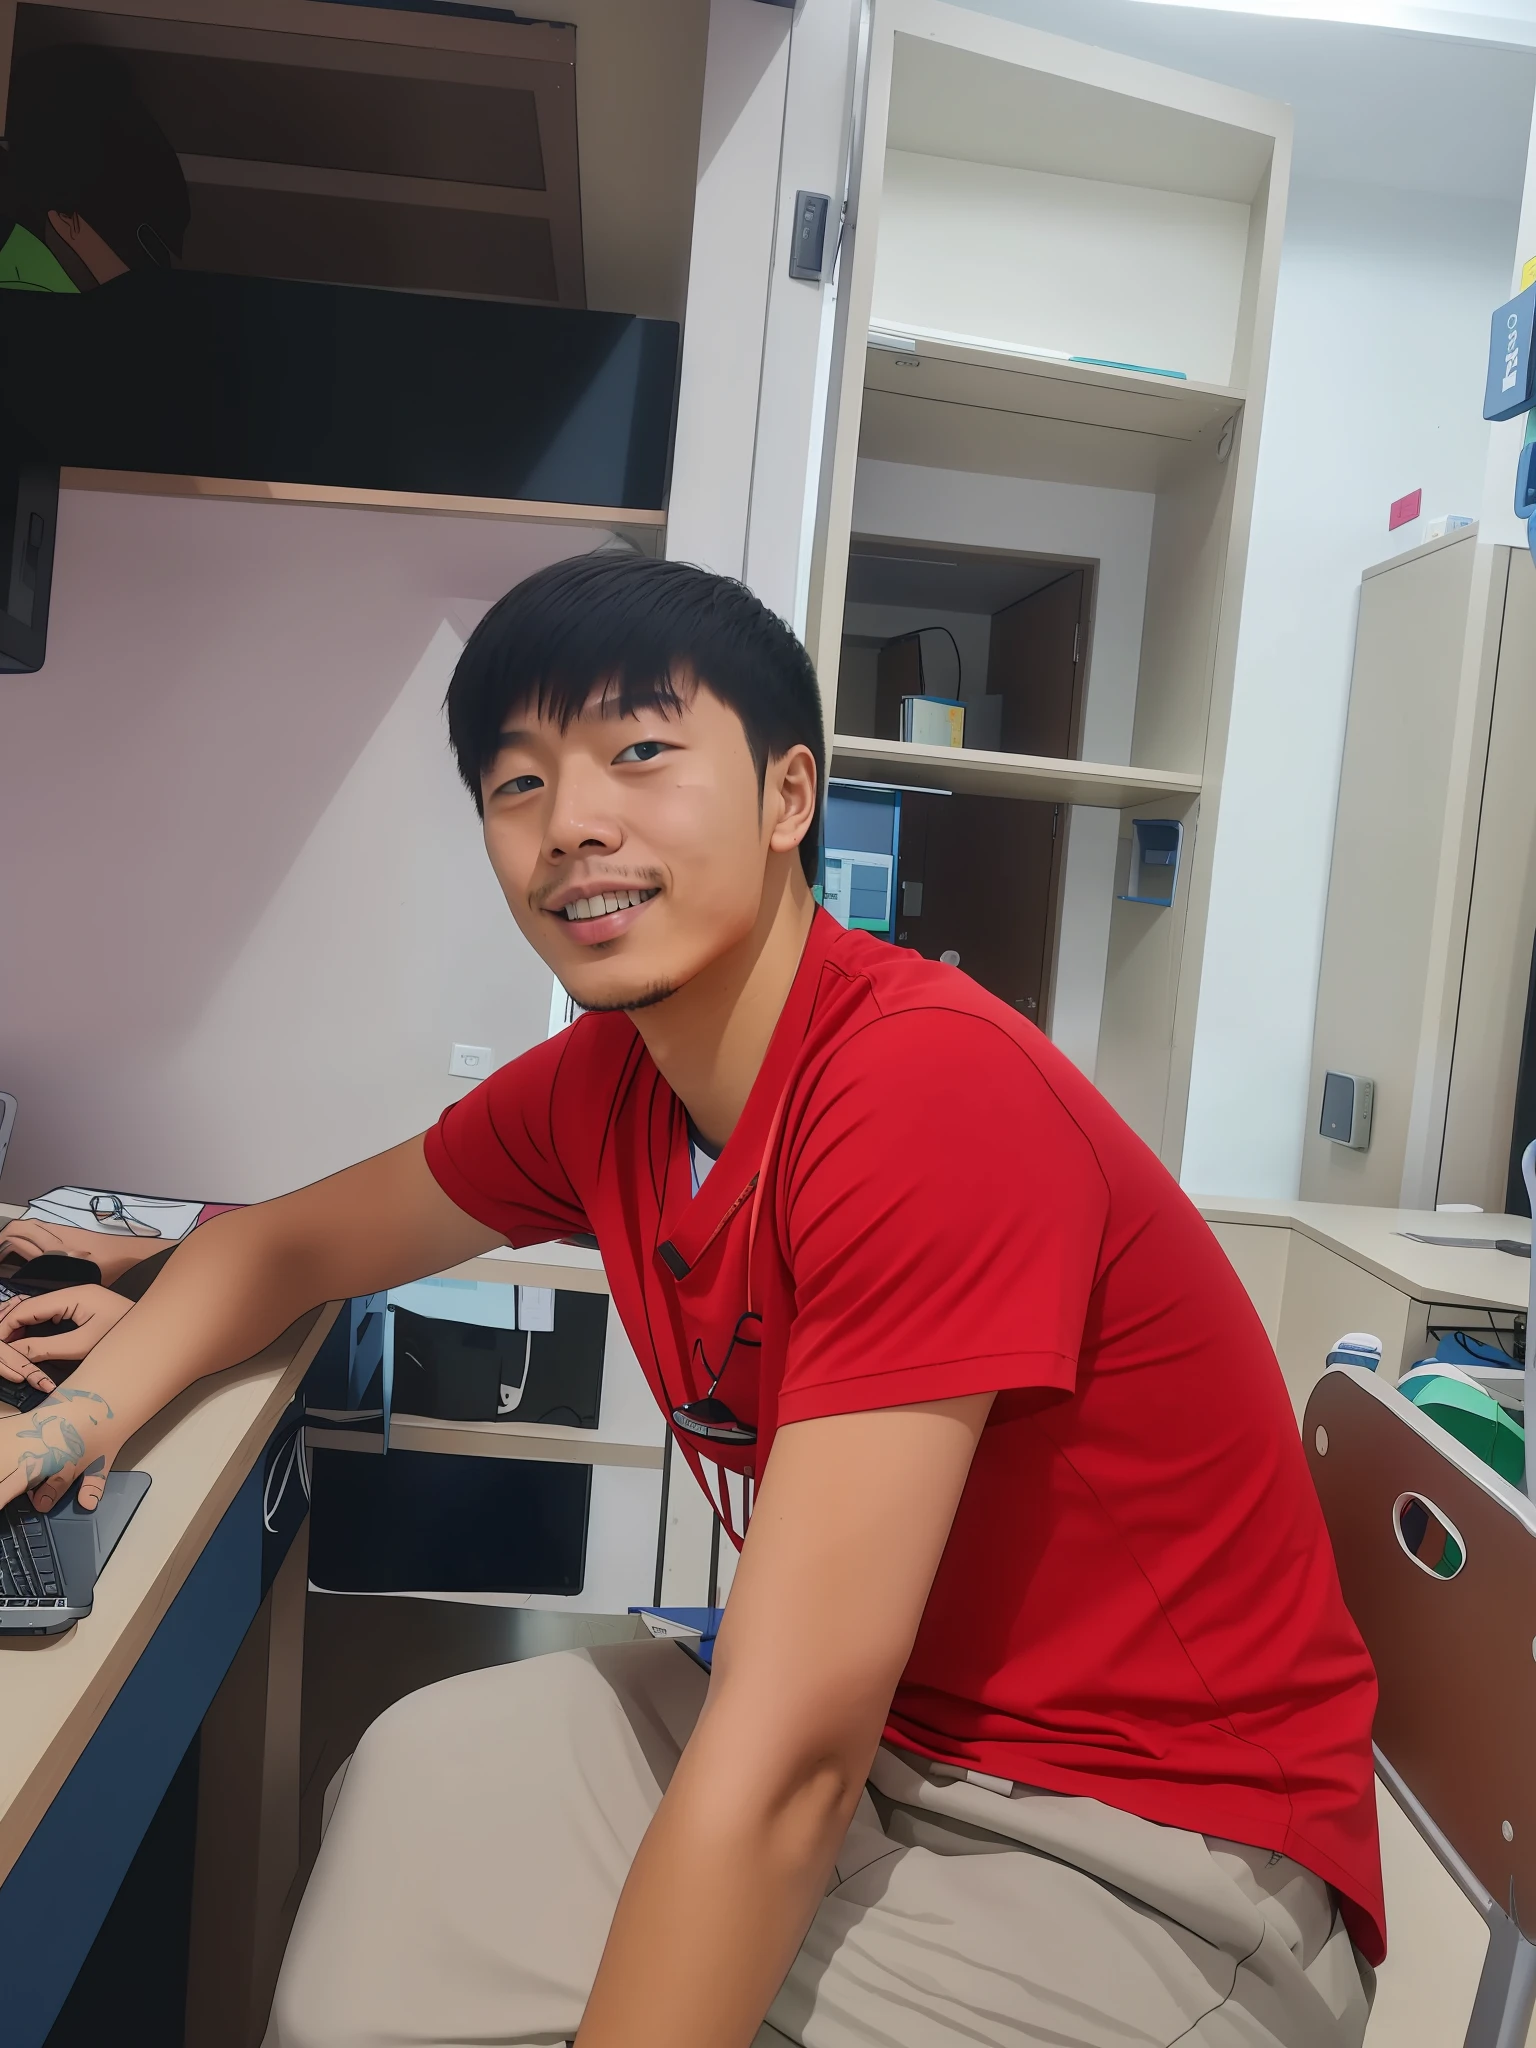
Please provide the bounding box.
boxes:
[1465,1910,1536,2048]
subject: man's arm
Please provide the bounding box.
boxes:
[576,1392,994,2048]
[0,1137,503,1514]
[0,1218,166,1286]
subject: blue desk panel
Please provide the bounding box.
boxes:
[1,1460,266,2048]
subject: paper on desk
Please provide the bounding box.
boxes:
[23,1186,204,1241]
[516,1286,556,1332]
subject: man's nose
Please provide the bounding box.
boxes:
[543,766,623,861]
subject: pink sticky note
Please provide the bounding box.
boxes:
[1389,488,1422,531]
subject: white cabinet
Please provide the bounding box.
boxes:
[1305,534,1536,1213]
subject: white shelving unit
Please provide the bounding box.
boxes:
[864,333,1245,489]
[830,732,1201,809]
[807,0,1290,1166]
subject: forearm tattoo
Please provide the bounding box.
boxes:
[6,1388,115,1490]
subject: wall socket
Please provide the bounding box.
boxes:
[449,1043,495,1080]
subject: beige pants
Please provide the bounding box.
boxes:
[267,1639,1373,2048]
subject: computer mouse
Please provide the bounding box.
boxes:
[0,1253,101,1295]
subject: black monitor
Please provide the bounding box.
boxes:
[0,433,57,674]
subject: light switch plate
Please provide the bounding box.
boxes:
[449,1043,495,1080]
[789,190,831,280]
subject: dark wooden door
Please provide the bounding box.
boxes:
[988,569,1089,757]
[896,792,1062,1024]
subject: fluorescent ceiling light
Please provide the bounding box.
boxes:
[1124,0,1536,42]
[831,777,955,796]
[869,320,1071,360]
[857,554,960,568]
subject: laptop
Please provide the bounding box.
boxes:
[0,1473,151,1636]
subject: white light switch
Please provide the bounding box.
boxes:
[449,1043,495,1080]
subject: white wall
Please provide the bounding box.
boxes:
[0,491,604,1207]
[1180,178,1517,1195]
[850,458,1154,1073]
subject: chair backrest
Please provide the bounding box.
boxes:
[1305,1366,1536,1916]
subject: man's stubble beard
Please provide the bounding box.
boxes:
[571,981,679,1015]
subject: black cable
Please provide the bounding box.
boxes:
[926,625,963,692]
[894,624,963,694]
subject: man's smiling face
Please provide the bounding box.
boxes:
[480,672,795,1013]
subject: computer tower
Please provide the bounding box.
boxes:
[307,1447,591,1596]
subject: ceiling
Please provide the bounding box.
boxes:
[953,0,1536,200]
[846,540,1076,613]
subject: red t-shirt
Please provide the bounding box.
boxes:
[425,909,1385,1962]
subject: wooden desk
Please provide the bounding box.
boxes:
[0,1281,337,2048]
[1196,1198,1530,1417]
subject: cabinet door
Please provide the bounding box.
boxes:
[1300,534,1489,1208]
[987,568,1088,758]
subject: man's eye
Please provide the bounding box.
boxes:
[614,740,672,764]
[493,774,544,797]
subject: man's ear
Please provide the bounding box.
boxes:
[766,745,818,857]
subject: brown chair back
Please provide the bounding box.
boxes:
[1305,1365,1536,1918]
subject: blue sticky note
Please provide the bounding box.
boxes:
[1486,284,1536,421]
[1518,442,1536,518]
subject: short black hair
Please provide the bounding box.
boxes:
[445,554,825,885]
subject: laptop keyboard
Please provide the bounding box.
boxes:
[0,1499,69,1608]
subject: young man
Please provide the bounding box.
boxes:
[0,557,1383,2048]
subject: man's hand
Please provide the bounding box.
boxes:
[0,1284,134,1399]
[576,1392,994,2048]
[0,1140,503,1518]
[0,1219,159,1286]
[0,1386,120,1513]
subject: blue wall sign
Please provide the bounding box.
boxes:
[1485,283,1536,421]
